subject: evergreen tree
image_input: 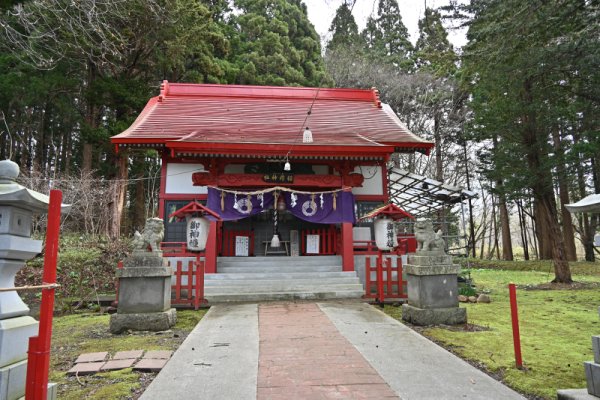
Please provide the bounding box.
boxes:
[459,0,600,281]
[414,8,457,77]
[361,0,414,71]
[228,0,328,86]
[326,2,361,52]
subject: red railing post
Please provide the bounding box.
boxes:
[194,255,205,310]
[509,283,523,369]
[376,252,384,304]
[25,189,62,400]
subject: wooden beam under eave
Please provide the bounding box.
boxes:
[192,172,365,189]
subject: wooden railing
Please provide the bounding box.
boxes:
[364,252,407,302]
[221,230,255,256]
[301,227,338,255]
[171,257,206,310]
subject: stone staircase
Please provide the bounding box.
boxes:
[204,255,364,302]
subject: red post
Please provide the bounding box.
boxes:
[26,190,62,400]
[341,222,354,272]
[509,283,523,369]
[205,221,218,273]
[194,255,205,310]
[376,252,384,304]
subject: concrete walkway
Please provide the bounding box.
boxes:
[141,301,525,400]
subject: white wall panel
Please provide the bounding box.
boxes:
[165,163,207,194]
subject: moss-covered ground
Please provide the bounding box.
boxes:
[49,309,206,400]
[384,261,600,399]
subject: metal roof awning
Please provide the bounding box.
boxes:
[565,194,600,213]
[388,168,477,217]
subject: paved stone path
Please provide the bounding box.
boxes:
[257,303,398,399]
[141,301,526,400]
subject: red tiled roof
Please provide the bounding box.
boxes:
[111,81,433,155]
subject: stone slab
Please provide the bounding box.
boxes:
[75,352,108,363]
[408,253,453,266]
[0,317,38,367]
[0,359,27,400]
[134,358,168,372]
[113,350,144,360]
[319,302,524,400]
[405,263,461,276]
[557,388,600,400]
[143,350,172,360]
[67,362,105,376]
[593,336,600,364]
[0,260,31,319]
[407,273,459,309]
[0,207,33,237]
[116,266,172,278]
[402,303,467,326]
[0,235,42,260]
[109,308,176,334]
[140,304,259,400]
[101,359,136,371]
[585,361,600,396]
[123,254,166,268]
[117,277,172,314]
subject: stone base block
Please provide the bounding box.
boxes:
[0,359,26,400]
[592,336,600,364]
[0,316,38,367]
[585,361,600,396]
[557,388,600,400]
[406,273,459,309]
[117,274,172,314]
[109,308,176,334]
[408,253,454,266]
[402,304,467,326]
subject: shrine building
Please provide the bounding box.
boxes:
[111,81,434,301]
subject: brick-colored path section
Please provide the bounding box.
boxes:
[257,303,399,399]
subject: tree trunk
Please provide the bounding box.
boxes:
[551,127,577,261]
[521,78,570,282]
[108,150,128,239]
[573,132,595,261]
[82,63,98,173]
[517,200,529,260]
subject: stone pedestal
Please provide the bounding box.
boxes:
[402,252,466,326]
[110,250,176,334]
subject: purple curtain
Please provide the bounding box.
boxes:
[283,191,355,224]
[207,188,356,224]
[207,188,274,221]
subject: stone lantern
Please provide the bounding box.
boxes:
[0,160,68,400]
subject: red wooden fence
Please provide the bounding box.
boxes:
[171,256,206,310]
[221,230,255,256]
[301,227,338,255]
[364,252,407,301]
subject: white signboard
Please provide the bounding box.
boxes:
[306,234,320,254]
[594,234,600,247]
[235,236,249,257]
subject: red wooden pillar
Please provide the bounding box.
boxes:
[205,220,218,273]
[341,222,354,272]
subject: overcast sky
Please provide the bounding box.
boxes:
[303,0,467,49]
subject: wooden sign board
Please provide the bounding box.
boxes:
[263,173,294,184]
[306,234,320,254]
[290,230,299,257]
[235,236,249,257]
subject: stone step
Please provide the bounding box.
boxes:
[204,277,360,286]
[205,283,364,294]
[217,265,342,273]
[204,271,353,280]
[205,289,364,303]
[218,255,341,263]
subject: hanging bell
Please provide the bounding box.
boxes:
[284,161,291,171]
[270,233,281,248]
[302,127,313,143]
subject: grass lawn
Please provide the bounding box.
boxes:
[49,309,207,400]
[384,261,600,400]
